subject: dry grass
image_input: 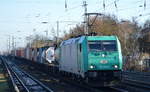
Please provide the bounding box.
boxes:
[0,65,9,92]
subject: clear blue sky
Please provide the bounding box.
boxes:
[0,0,150,52]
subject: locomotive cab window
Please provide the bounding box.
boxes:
[102,41,117,51]
[88,40,117,51]
[88,41,102,51]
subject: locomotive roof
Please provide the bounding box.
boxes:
[87,36,117,40]
[60,36,85,46]
[60,36,117,46]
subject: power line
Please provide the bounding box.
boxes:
[132,0,144,4]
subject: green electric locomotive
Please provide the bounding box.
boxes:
[59,36,123,86]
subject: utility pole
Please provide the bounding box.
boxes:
[12,36,15,56]
[44,30,48,46]
[14,41,16,56]
[44,30,48,38]
[56,21,59,43]
[8,35,10,54]
[83,1,88,35]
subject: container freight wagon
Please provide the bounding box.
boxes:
[37,47,45,63]
[24,47,32,60]
[45,47,55,63]
[15,49,25,58]
[31,48,38,62]
[39,46,55,64]
[19,46,55,64]
[37,46,49,64]
[59,36,123,85]
[26,46,55,64]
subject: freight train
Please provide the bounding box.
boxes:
[14,46,55,64]
[13,35,123,86]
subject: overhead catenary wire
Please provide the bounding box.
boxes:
[65,0,67,11]
[137,13,150,18]
[57,2,83,20]
[132,0,144,4]
[94,0,149,13]
[144,0,146,10]
[103,0,106,10]
[94,0,119,13]
[114,0,118,10]
[60,0,149,26]
[64,0,83,12]
[57,0,150,35]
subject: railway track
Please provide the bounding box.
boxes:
[122,71,150,89]
[12,57,128,92]
[60,76,128,92]
[109,87,128,92]
[6,56,129,92]
[1,57,53,92]
[123,78,150,89]
[121,78,150,92]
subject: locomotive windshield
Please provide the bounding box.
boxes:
[102,41,117,51]
[88,40,117,51]
[88,41,102,51]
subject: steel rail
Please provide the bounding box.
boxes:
[18,67,54,92]
[2,57,30,92]
[1,57,53,92]
[122,78,150,89]
[2,58,20,92]
[110,87,129,92]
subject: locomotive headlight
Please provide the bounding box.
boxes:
[102,54,105,57]
[114,65,118,68]
[90,65,94,69]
